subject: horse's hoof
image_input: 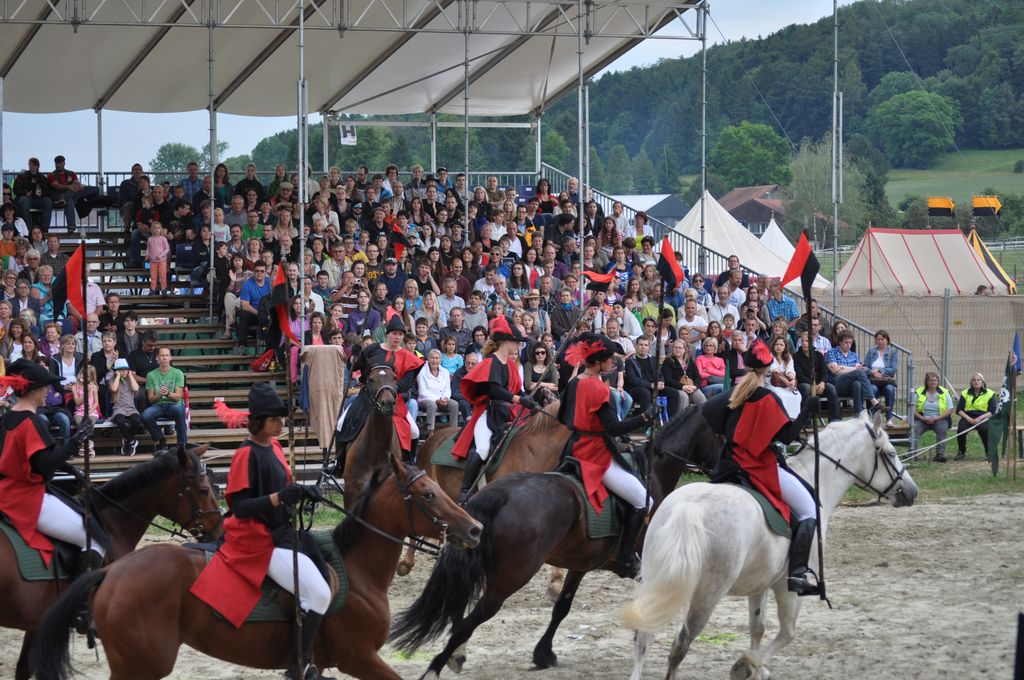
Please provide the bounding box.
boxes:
[446,653,466,674]
[419,671,439,680]
[729,654,760,680]
[533,646,558,669]
[396,562,412,577]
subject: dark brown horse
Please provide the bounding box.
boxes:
[31,455,483,680]
[399,400,568,576]
[1,444,221,680]
[390,406,720,678]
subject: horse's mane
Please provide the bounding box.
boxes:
[653,405,700,449]
[517,400,562,437]
[93,451,186,508]
[331,466,389,556]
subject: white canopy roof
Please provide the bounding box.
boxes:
[829,228,1007,297]
[674,191,830,291]
[758,217,794,261]
[0,0,701,116]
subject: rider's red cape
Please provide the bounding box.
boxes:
[730,394,791,522]
[0,412,57,567]
[386,348,424,451]
[564,377,616,513]
[189,440,292,628]
[452,355,522,459]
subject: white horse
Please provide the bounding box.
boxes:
[622,411,918,680]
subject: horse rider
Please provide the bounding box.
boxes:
[0,358,98,573]
[700,339,820,596]
[452,316,541,505]
[557,332,657,578]
[191,383,334,680]
[336,316,424,460]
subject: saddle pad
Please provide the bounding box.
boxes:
[545,456,632,540]
[0,518,66,581]
[203,530,349,623]
[430,425,521,477]
[732,484,791,539]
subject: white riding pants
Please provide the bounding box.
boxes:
[266,547,332,615]
[777,465,816,521]
[473,416,493,460]
[336,401,419,442]
[37,493,106,557]
[602,460,650,510]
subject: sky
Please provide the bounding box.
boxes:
[3,0,854,173]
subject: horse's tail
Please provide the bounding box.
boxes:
[390,486,509,652]
[31,568,108,680]
[621,502,707,633]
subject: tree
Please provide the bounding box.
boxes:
[150,143,201,177]
[201,141,231,170]
[631,150,657,193]
[222,154,253,174]
[541,130,571,172]
[785,136,867,241]
[708,122,793,192]
[866,71,918,110]
[867,90,963,168]
[604,145,632,193]
[587,146,607,193]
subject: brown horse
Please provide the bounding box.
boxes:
[31,455,483,680]
[390,406,721,678]
[1,444,221,680]
[399,400,568,577]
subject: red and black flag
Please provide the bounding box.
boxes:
[266,265,300,349]
[391,226,411,261]
[582,269,617,293]
[780,230,820,300]
[50,244,85,319]
[656,236,684,292]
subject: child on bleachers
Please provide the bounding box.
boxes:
[109,357,143,456]
[72,365,101,458]
[147,220,170,295]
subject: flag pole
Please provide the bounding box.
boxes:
[645,273,667,516]
[79,229,93,566]
[1010,351,1017,480]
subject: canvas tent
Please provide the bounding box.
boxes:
[966,228,1017,294]
[829,228,1009,297]
[758,217,795,261]
[674,191,830,290]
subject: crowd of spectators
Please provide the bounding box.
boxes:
[0,157,996,462]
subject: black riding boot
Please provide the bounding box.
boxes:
[404,436,419,464]
[73,549,105,636]
[787,518,821,596]
[287,612,336,680]
[457,453,486,506]
[608,508,646,579]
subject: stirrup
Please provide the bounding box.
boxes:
[787,568,821,596]
[608,553,641,580]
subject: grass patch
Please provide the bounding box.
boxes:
[696,631,740,645]
[886,148,1024,206]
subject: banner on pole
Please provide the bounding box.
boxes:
[338,125,357,146]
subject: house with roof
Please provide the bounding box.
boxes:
[718,184,786,236]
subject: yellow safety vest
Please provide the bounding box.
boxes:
[960,388,995,413]
[915,386,952,414]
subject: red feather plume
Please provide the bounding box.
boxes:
[751,339,773,365]
[565,340,604,367]
[0,375,31,394]
[214,399,249,429]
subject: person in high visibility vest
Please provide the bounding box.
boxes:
[913,372,955,463]
[955,372,996,461]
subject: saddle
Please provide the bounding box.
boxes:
[546,456,633,540]
[708,444,799,539]
[0,515,81,581]
[430,425,520,477]
[191,530,349,624]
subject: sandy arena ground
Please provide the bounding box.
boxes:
[4,493,1021,679]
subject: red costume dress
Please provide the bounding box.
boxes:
[354,343,424,452]
[557,375,648,512]
[0,411,58,566]
[190,438,293,627]
[701,387,805,523]
[452,354,522,460]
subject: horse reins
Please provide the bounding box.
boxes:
[803,423,907,501]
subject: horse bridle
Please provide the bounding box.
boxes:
[176,460,224,540]
[813,423,907,501]
[368,365,398,415]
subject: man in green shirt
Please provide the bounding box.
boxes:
[142,347,187,453]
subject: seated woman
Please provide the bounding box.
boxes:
[912,371,955,463]
[764,335,801,418]
[864,329,898,427]
[695,337,727,397]
[955,372,996,461]
[661,338,707,409]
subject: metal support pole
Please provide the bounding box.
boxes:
[941,288,950,381]
[576,0,584,293]
[96,108,104,232]
[584,84,590,198]
[463,0,470,200]
[0,77,4,189]
[906,356,916,450]
[208,11,218,169]
[698,1,708,275]
[830,0,840,313]
[322,112,329,174]
[298,0,309,341]
[535,114,543,179]
[430,112,438,174]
